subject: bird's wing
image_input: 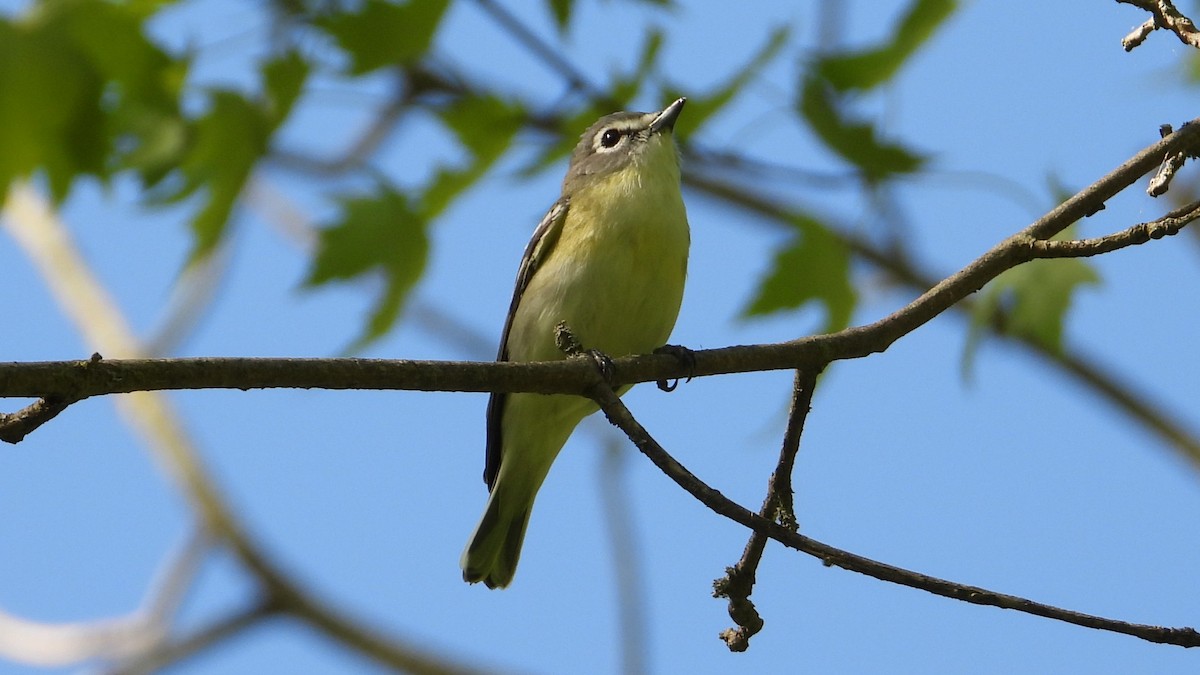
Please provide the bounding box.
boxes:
[483,197,571,488]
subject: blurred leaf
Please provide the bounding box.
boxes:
[962,227,1100,378]
[163,51,305,260]
[0,1,181,201]
[743,214,856,333]
[0,18,98,200]
[120,111,189,188]
[438,94,523,164]
[177,91,271,259]
[1187,52,1200,83]
[19,41,100,198]
[57,0,178,109]
[818,0,956,92]
[315,0,449,74]
[547,0,572,34]
[306,185,430,349]
[799,76,924,182]
[423,94,524,218]
[677,25,788,136]
[262,49,309,127]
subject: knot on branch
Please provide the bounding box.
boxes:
[713,570,764,652]
[1149,122,1199,197]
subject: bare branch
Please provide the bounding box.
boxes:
[588,382,1200,648]
[1148,122,1199,196]
[713,368,820,651]
[5,119,1198,432]
[0,396,73,443]
[1118,0,1200,50]
[1122,17,1158,50]
[1029,199,1200,258]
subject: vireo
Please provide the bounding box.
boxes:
[462,98,690,588]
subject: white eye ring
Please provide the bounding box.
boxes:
[598,128,623,149]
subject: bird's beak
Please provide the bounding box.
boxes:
[648,97,686,134]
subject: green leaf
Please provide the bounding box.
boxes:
[0,18,99,200]
[0,1,182,201]
[677,25,788,136]
[56,0,178,109]
[306,185,430,349]
[547,0,573,34]
[438,95,523,165]
[818,0,957,92]
[262,50,309,128]
[799,75,924,182]
[316,0,449,74]
[423,94,523,218]
[742,214,856,333]
[178,91,271,259]
[963,228,1101,378]
[163,50,305,260]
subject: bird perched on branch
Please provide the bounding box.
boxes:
[462,98,691,589]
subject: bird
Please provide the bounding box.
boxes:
[461,97,691,589]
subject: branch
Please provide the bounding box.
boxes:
[6,117,1200,438]
[587,382,1200,648]
[684,153,1200,466]
[713,368,820,651]
[1148,122,1199,196]
[104,602,277,675]
[1119,0,1200,51]
[0,395,73,443]
[1028,199,1200,258]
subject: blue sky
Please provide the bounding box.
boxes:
[3,1,1200,673]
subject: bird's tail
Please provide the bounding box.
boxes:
[461,486,531,589]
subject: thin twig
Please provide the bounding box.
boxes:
[104,602,278,675]
[0,396,73,443]
[1028,199,1200,257]
[713,368,821,651]
[1118,0,1200,50]
[588,382,1200,648]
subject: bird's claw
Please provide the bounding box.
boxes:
[653,344,695,392]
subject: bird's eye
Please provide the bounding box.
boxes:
[599,128,622,148]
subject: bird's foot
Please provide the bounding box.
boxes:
[653,344,695,392]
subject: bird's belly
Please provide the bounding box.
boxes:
[509,211,688,362]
